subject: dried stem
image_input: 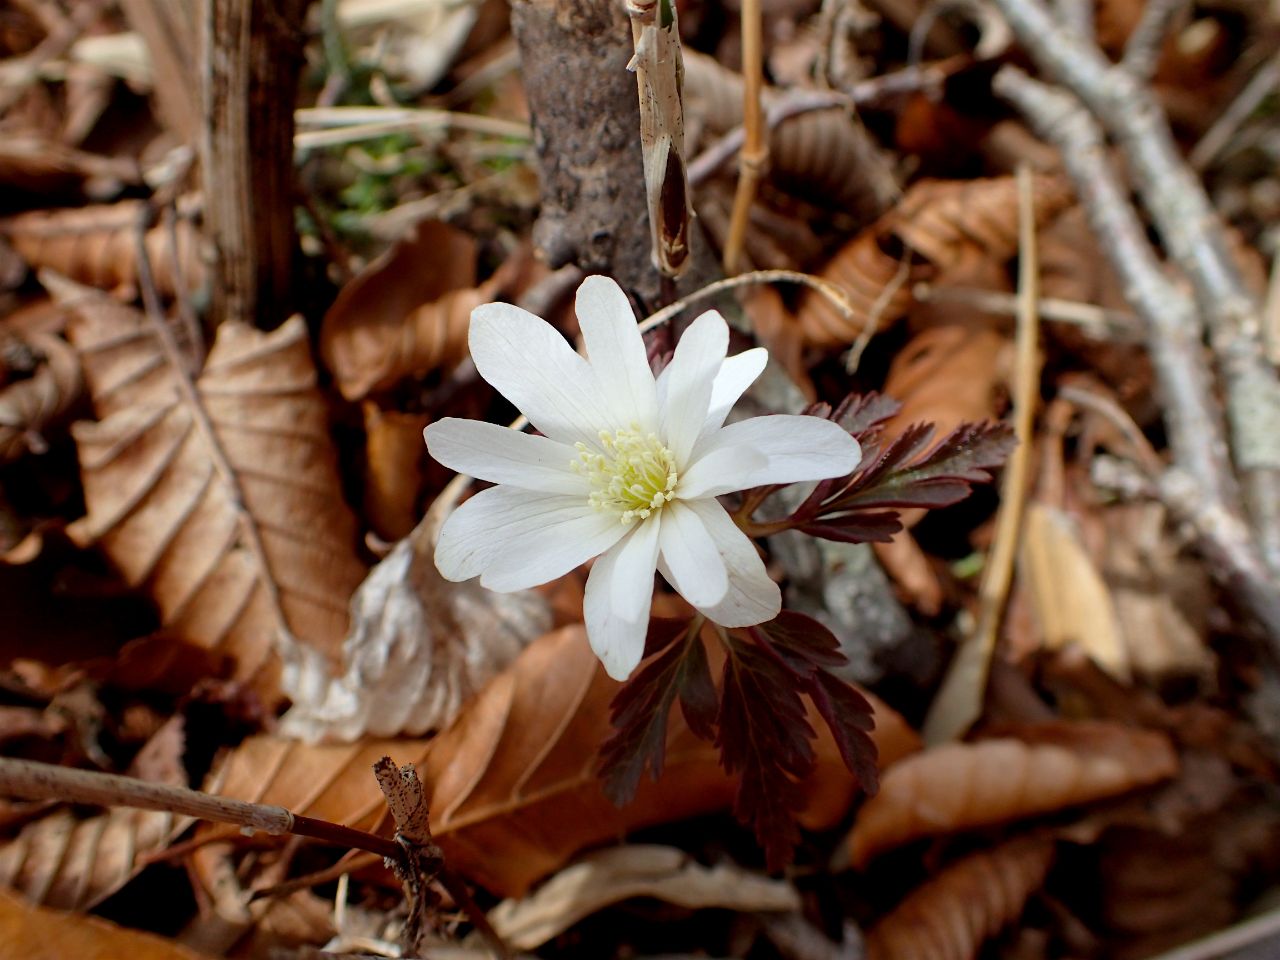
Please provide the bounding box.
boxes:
[374,758,510,959]
[1190,52,1280,172]
[0,756,401,860]
[923,166,1042,744]
[990,0,1280,572]
[1119,0,1187,81]
[722,0,766,274]
[912,283,1140,340]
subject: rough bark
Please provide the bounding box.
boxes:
[200,0,311,330]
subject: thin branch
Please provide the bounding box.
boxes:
[0,756,402,861]
[1120,0,1187,81]
[1189,51,1280,171]
[990,0,1280,571]
[912,283,1141,340]
[687,65,943,187]
[995,66,1280,652]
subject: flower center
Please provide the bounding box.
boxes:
[573,427,678,523]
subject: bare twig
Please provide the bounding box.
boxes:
[0,756,402,860]
[995,67,1280,652]
[722,0,765,274]
[912,283,1141,340]
[923,165,1041,744]
[374,758,510,960]
[1189,51,1280,172]
[991,0,1280,571]
[1120,0,1187,81]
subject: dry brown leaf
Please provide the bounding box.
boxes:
[1103,502,1213,679]
[864,833,1056,960]
[847,721,1178,867]
[0,718,189,910]
[424,625,918,895]
[486,844,800,950]
[892,174,1074,278]
[793,175,1072,349]
[882,324,1010,443]
[362,402,430,542]
[319,220,508,401]
[0,332,82,462]
[0,200,203,299]
[221,626,920,897]
[61,285,366,698]
[0,887,211,960]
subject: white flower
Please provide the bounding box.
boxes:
[424,275,862,681]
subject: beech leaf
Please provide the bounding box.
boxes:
[58,280,367,699]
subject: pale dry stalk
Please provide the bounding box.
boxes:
[721,0,766,275]
[923,166,1042,743]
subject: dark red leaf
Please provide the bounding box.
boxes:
[718,636,816,870]
[798,515,903,543]
[809,671,879,795]
[599,619,702,804]
[676,631,717,741]
[834,391,902,435]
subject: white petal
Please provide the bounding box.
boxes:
[479,503,629,592]
[700,347,767,440]
[680,415,862,499]
[678,444,768,501]
[435,486,593,583]
[425,418,585,495]
[577,276,659,431]
[469,301,616,444]
[585,539,654,681]
[658,501,728,608]
[609,514,662,621]
[675,499,780,627]
[659,310,729,465]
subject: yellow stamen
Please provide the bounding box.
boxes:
[571,426,678,523]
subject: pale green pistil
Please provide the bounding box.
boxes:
[573,427,678,523]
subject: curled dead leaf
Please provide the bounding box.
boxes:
[62,284,366,699]
[423,625,916,896]
[486,845,800,951]
[847,721,1178,868]
[0,332,82,462]
[319,220,511,401]
[892,174,1074,277]
[794,228,922,349]
[882,324,1010,444]
[362,402,430,542]
[864,833,1056,960]
[280,527,550,742]
[0,200,203,299]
